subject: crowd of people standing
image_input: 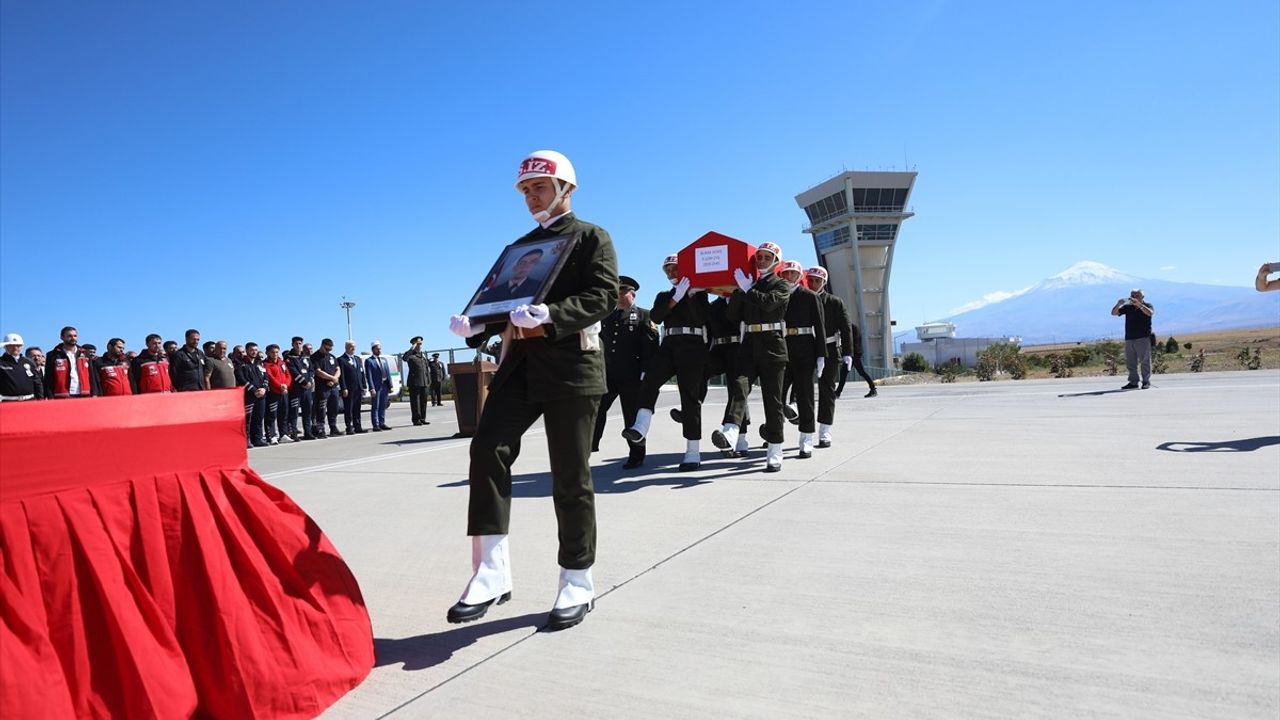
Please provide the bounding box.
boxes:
[0,327,444,449]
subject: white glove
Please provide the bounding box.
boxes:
[843,355,853,370]
[672,277,691,302]
[449,314,486,338]
[733,268,753,292]
[510,303,551,329]
[816,357,826,377]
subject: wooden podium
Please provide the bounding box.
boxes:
[449,358,498,437]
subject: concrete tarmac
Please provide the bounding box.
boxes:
[250,370,1280,719]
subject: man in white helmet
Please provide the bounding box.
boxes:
[714,242,792,472]
[778,261,826,459]
[805,266,853,448]
[622,254,711,471]
[447,150,618,632]
[1,333,41,401]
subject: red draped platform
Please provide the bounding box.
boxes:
[0,390,373,719]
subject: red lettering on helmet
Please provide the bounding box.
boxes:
[519,158,556,176]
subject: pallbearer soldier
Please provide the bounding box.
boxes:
[806,266,852,447]
[447,150,617,632]
[593,275,658,468]
[778,261,826,458]
[622,255,711,471]
[713,242,791,472]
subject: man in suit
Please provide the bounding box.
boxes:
[365,340,393,431]
[478,248,545,304]
[339,340,367,435]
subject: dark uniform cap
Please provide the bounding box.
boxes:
[619,275,640,292]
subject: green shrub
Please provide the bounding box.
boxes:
[1183,342,1192,350]
[1164,337,1179,354]
[1048,353,1073,378]
[1236,347,1252,368]
[1152,352,1168,374]
[901,352,928,373]
[1008,355,1027,380]
[1067,346,1092,367]
[1190,350,1205,372]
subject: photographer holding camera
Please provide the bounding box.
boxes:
[1111,289,1156,389]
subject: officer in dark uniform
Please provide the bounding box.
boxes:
[806,266,852,448]
[285,336,316,440]
[427,353,447,406]
[402,338,431,424]
[778,261,826,459]
[1,333,41,401]
[713,242,791,472]
[446,149,617,632]
[311,338,342,438]
[592,275,657,468]
[622,255,711,471]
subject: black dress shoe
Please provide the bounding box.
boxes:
[865,388,878,397]
[1141,382,1150,389]
[710,429,730,450]
[622,456,644,469]
[797,450,812,459]
[816,440,832,449]
[669,408,683,424]
[545,601,593,632]
[763,463,781,473]
[1120,383,1139,390]
[380,425,392,431]
[371,427,382,432]
[678,461,700,472]
[355,428,368,434]
[345,428,355,436]
[446,591,512,624]
[620,427,644,445]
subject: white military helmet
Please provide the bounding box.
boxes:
[662,254,679,267]
[515,150,577,190]
[780,260,804,275]
[2,332,23,346]
[758,242,782,260]
[805,266,829,282]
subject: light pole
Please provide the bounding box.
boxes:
[340,297,356,343]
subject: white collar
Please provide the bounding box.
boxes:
[538,211,570,229]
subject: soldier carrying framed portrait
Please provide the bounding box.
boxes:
[462,235,580,325]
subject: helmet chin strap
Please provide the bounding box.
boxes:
[532,178,569,224]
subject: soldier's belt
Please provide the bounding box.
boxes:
[712,337,739,345]
[664,327,705,337]
[0,394,35,402]
[512,325,547,340]
[744,322,785,333]
[785,327,816,336]
[826,334,840,344]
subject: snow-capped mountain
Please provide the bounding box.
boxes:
[900,262,1279,347]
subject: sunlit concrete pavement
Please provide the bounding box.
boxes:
[251,370,1280,719]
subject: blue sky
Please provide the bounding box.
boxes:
[2,1,1277,355]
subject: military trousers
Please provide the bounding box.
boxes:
[467,367,600,570]
[783,347,819,434]
[593,378,644,461]
[817,347,841,425]
[729,351,787,444]
[638,339,708,441]
[706,343,751,430]
[408,385,430,423]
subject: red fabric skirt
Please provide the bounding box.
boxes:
[0,390,373,719]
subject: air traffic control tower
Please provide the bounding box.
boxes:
[795,171,916,370]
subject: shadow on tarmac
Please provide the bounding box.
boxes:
[1156,436,1280,453]
[1057,388,1143,397]
[379,435,462,446]
[374,612,546,671]
[436,452,763,496]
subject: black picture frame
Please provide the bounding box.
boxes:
[461,235,579,325]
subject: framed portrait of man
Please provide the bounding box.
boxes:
[462,235,579,324]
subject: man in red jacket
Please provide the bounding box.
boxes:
[91,338,133,397]
[264,344,293,444]
[130,334,174,394]
[44,326,93,398]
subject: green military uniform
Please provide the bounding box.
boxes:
[781,285,826,435]
[816,290,852,425]
[465,213,618,570]
[634,286,710,443]
[593,301,658,462]
[725,271,791,444]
